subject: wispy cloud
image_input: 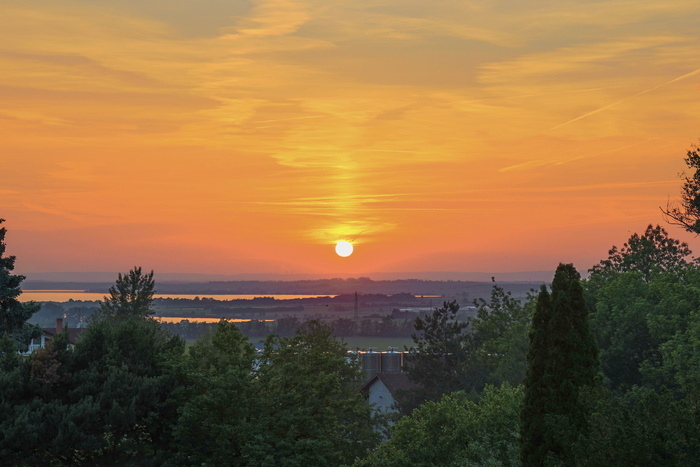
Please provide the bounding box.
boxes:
[223,0,311,38]
[549,67,700,130]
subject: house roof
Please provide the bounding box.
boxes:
[360,372,417,394]
[42,327,85,345]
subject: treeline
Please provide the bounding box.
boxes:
[160,314,417,342]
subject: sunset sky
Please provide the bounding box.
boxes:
[3,0,700,280]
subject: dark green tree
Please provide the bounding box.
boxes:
[173,320,256,466]
[65,315,185,464]
[399,300,470,412]
[521,264,600,466]
[0,219,41,351]
[95,266,156,319]
[662,141,700,234]
[572,385,700,466]
[8,269,184,464]
[246,320,379,465]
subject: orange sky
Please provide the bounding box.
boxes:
[2,0,700,279]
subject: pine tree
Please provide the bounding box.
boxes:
[521,264,600,466]
[95,266,155,319]
[0,219,40,352]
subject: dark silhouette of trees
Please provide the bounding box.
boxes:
[0,219,41,352]
[521,264,600,466]
[663,141,700,234]
[399,301,470,412]
[589,224,691,282]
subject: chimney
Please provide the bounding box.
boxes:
[56,318,63,334]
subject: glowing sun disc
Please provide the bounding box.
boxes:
[335,241,354,257]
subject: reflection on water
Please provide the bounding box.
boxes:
[20,291,333,302]
[156,317,275,324]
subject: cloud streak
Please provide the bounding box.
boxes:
[549,67,700,130]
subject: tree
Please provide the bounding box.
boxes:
[65,315,185,463]
[586,228,700,392]
[0,219,41,352]
[589,224,691,282]
[572,385,700,466]
[172,320,256,466]
[662,141,700,234]
[521,264,600,466]
[399,301,471,412]
[470,279,533,388]
[96,266,156,319]
[355,384,523,467]
[246,320,379,465]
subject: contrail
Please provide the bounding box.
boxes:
[548,67,700,131]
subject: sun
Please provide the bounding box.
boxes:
[335,240,354,257]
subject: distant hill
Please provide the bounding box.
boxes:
[23,276,547,301]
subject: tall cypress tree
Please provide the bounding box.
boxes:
[521,284,554,465]
[521,264,600,466]
[0,219,41,352]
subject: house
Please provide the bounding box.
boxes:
[26,318,85,353]
[360,372,416,415]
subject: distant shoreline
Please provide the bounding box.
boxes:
[22,277,546,302]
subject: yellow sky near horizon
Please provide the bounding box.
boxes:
[2,0,700,278]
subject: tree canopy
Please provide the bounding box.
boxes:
[589,224,691,282]
[356,384,523,467]
[470,280,532,389]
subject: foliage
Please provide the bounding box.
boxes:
[521,264,600,466]
[63,315,185,464]
[0,269,185,465]
[356,384,523,467]
[589,224,691,282]
[398,301,470,412]
[572,385,700,466]
[586,228,700,393]
[662,141,700,234]
[470,280,533,388]
[95,266,156,319]
[172,320,256,466]
[0,218,41,351]
[246,320,379,466]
